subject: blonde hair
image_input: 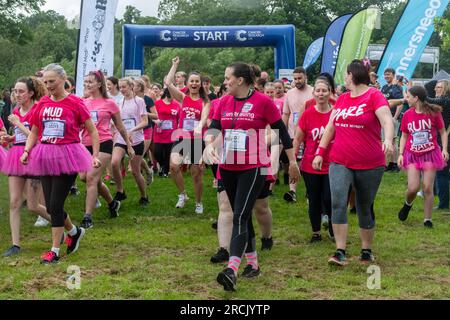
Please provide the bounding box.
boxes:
[119,77,135,88]
[436,80,449,96]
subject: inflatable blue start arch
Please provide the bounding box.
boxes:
[122,25,296,79]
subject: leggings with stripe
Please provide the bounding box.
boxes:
[220,167,266,257]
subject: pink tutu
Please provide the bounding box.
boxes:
[402,148,446,170]
[26,143,93,176]
[0,147,6,167]
[1,145,28,176]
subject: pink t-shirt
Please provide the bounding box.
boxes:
[283,86,314,137]
[31,95,91,145]
[116,96,147,146]
[12,105,35,145]
[329,87,388,170]
[82,98,120,146]
[153,99,181,144]
[208,98,221,120]
[212,91,281,171]
[178,95,204,140]
[401,108,444,155]
[274,97,284,116]
[298,105,333,174]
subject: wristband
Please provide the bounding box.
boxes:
[23,149,30,154]
[315,146,326,157]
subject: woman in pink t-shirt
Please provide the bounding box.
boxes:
[153,87,180,177]
[0,77,52,257]
[111,77,149,205]
[293,78,334,243]
[79,70,134,229]
[313,60,394,266]
[20,63,101,264]
[397,86,448,228]
[164,56,210,214]
[204,62,300,291]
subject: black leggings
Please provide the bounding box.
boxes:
[302,171,332,234]
[220,167,265,257]
[154,143,173,175]
[40,174,77,227]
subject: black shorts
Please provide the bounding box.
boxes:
[217,179,271,199]
[114,142,145,156]
[171,138,205,165]
[86,140,114,155]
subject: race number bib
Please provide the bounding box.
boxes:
[90,111,99,123]
[293,112,300,125]
[14,123,30,144]
[183,119,199,132]
[161,120,173,130]
[123,118,136,131]
[222,130,247,164]
[43,120,66,138]
[412,131,429,146]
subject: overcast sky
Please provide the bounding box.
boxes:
[41,0,160,19]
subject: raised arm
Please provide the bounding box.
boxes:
[164,57,185,103]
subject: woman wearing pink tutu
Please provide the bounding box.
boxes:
[397,86,449,228]
[79,70,134,229]
[1,77,52,257]
[20,64,101,264]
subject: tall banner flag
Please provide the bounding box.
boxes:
[303,37,324,70]
[75,0,119,96]
[334,7,379,84]
[320,14,353,75]
[377,0,450,87]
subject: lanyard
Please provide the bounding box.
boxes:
[231,89,253,130]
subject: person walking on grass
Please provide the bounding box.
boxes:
[397,86,448,228]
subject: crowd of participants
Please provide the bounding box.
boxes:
[0,58,448,292]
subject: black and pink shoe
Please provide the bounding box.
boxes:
[41,251,59,264]
[66,227,85,255]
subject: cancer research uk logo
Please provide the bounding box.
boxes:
[235,30,265,42]
[160,30,172,42]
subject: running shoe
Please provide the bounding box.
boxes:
[424,220,433,228]
[360,249,375,263]
[66,227,85,255]
[261,237,273,251]
[34,216,50,227]
[139,197,149,206]
[109,200,121,218]
[211,220,218,230]
[2,245,20,257]
[217,267,237,292]
[114,191,127,202]
[283,191,297,202]
[80,215,93,229]
[95,198,102,209]
[70,186,80,196]
[398,202,412,221]
[176,193,189,208]
[241,265,261,279]
[310,234,322,243]
[210,247,229,263]
[328,250,347,266]
[195,203,204,214]
[41,251,59,264]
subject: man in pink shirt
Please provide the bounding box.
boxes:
[281,67,313,202]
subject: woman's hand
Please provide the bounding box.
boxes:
[312,156,323,171]
[288,161,300,184]
[397,154,404,168]
[383,139,394,156]
[172,56,180,66]
[8,114,20,126]
[92,156,102,168]
[202,144,220,165]
[127,145,135,160]
[20,150,29,165]
[443,150,449,162]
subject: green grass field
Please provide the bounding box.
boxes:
[0,169,449,300]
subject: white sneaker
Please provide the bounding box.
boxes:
[195,203,204,214]
[146,170,153,185]
[417,190,424,198]
[95,198,102,209]
[34,216,50,227]
[176,193,189,208]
